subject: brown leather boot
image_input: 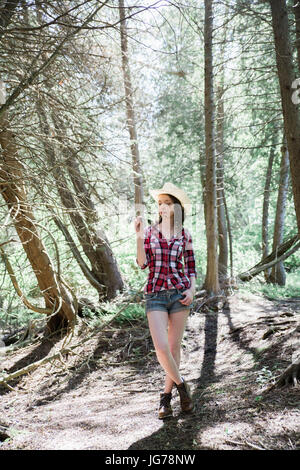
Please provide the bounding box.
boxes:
[175,378,194,413]
[158,392,173,419]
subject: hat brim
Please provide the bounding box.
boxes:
[149,188,191,215]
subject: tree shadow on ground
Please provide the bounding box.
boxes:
[222,302,298,370]
[0,334,63,395]
[23,319,152,406]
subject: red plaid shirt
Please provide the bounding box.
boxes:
[136,224,197,294]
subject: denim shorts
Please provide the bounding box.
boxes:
[144,288,194,315]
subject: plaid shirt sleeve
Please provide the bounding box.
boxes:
[136,226,150,270]
[183,229,197,278]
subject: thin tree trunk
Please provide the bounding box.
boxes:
[216,2,230,283]
[270,0,300,234]
[262,135,276,281]
[269,143,290,285]
[216,84,228,282]
[0,112,76,334]
[203,0,220,295]
[223,192,233,278]
[51,215,105,292]
[118,0,145,218]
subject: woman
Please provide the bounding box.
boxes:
[134,182,197,419]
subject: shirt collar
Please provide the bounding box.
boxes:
[151,223,184,241]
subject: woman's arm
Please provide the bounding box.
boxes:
[136,234,147,268]
[134,216,148,269]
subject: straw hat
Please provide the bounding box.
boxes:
[149,182,192,215]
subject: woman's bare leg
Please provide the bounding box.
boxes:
[164,309,190,394]
[147,310,182,386]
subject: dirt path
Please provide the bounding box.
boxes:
[0,292,299,450]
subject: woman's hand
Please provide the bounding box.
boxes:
[179,288,194,306]
[134,216,145,236]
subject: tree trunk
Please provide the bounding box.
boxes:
[269,144,290,285]
[216,1,230,283]
[0,112,76,334]
[51,215,105,292]
[270,0,300,234]
[262,135,276,281]
[269,1,300,391]
[216,84,228,282]
[203,0,220,295]
[118,0,145,218]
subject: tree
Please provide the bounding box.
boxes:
[216,84,228,282]
[269,0,300,234]
[0,110,76,333]
[119,0,145,218]
[215,4,230,283]
[262,133,276,281]
[0,1,124,333]
[268,0,300,386]
[269,143,290,285]
[203,0,220,296]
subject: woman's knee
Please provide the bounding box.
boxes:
[155,341,170,357]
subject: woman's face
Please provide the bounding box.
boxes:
[158,194,174,220]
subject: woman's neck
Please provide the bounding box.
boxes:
[158,219,182,239]
[159,220,174,231]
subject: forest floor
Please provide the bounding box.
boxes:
[0,290,299,451]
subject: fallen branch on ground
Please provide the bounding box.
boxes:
[225,438,267,450]
[238,234,300,282]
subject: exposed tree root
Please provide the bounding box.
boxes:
[194,293,227,312]
[264,355,300,392]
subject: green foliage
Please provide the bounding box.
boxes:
[260,272,300,300]
[114,304,146,325]
[81,302,145,329]
[239,269,300,300]
[0,304,42,331]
